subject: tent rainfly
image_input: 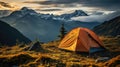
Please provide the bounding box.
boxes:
[58,27,105,53]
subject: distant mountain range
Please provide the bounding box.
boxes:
[58,10,88,19]
[0,7,100,42]
[93,16,120,36]
[0,10,12,18]
[0,20,31,46]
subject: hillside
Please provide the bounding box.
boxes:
[93,16,120,36]
[0,20,31,46]
[0,37,120,67]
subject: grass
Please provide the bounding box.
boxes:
[0,52,36,67]
[104,55,120,67]
[100,36,120,57]
[0,37,120,67]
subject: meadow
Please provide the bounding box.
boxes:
[0,36,120,67]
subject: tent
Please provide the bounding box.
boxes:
[58,27,105,53]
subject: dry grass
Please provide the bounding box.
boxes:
[104,55,120,67]
[0,52,36,67]
[0,37,120,67]
[100,36,120,57]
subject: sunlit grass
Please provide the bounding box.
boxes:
[0,36,120,67]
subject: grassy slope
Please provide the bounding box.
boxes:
[0,37,120,67]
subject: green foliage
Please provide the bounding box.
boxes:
[58,23,67,40]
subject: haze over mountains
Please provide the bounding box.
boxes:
[0,7,100,42]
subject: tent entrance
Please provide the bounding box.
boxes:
[89,47,104,53]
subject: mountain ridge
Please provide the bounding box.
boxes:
[59,10,88,19]
[93,16,120,36]
[0,20,31,46]
[0,10,12,18]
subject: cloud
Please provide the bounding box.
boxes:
[23,0,120,11]
[89,11,104,15]
[88,11,115,15]
[71,11,120,22]
[0,1,13,8]
[72,15,107,22]
[23,0,120,15]
[36,8,62,11]
[79,0,120,11]
[23,0,75,5]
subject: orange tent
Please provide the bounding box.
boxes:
[58,27,105,53]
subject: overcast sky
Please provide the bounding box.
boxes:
[0,0,119,15]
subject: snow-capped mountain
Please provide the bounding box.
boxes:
[1,7,38,24]
[0,7,100,42]
[59,10,88,19]
[0,10,12,18]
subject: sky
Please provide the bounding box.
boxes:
[0,0,120,15]
[0,0,120,22]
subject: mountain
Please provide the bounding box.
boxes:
[11,13,62,42]
[59,10,88,19]
[0,20,31,46]
[93,16,120,36]
[0,10,12,18]
[0,7,100,42]
[0,8,88,24]
[0,7,37,24]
